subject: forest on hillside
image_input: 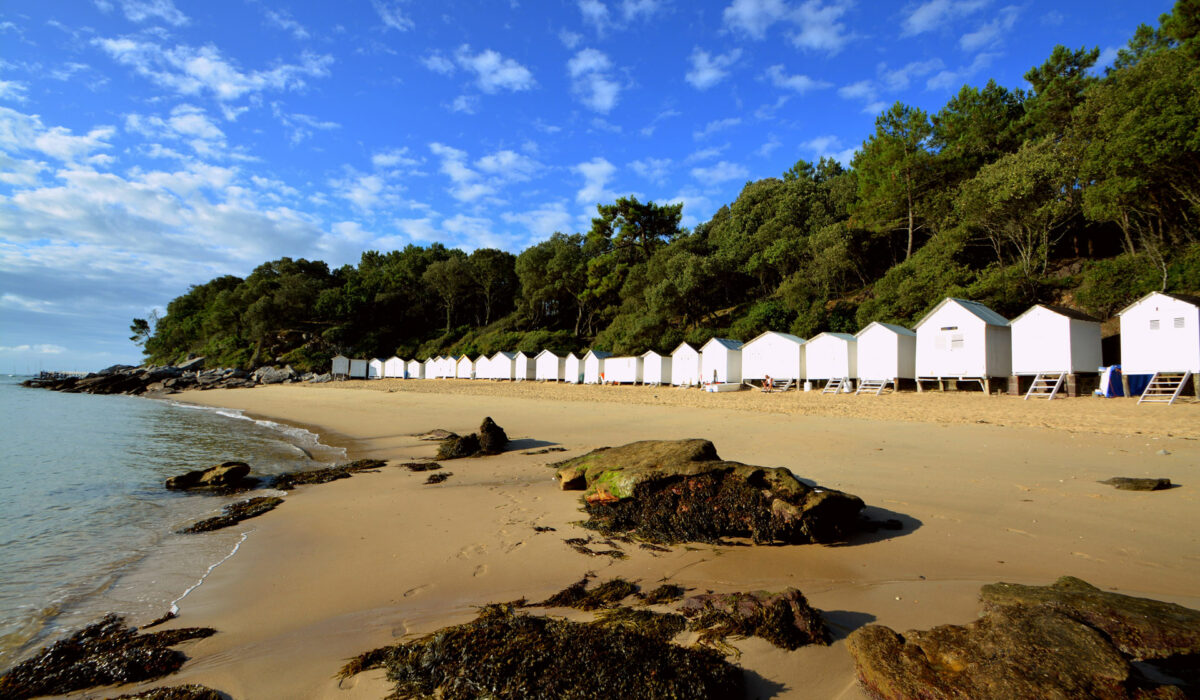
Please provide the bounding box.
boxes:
[134,2,1200,372]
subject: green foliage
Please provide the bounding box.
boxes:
[1074,254,1164,318]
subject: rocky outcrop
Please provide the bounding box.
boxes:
[553,439,864,544]
[435,418,508,459]
[112,685,224,700]
[680,589,831,650]
[177,496,283,533]
[478,417,508,455]
[1100,477,1173,491]
[846,577,1199,700]
[22,361,317,396]
[164,462,252,490]
[270,459,388,490]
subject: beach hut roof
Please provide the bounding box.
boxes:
[809,332,857,343]
[566,351,579,359]
[534,349,560,359]
[914,297,1009,329]
[1011,304,1101,324]
[856,321,916,338]
[702,337,743,351]
[491,350,517,360]
[669,341,697,355]
[584,349,612,360]
[641,349,664,358]
[1118,291,1200,316]
[745,330,805,346]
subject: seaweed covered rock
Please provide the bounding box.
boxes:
[177,496,283,533]
[0,615,215,700]
[164,461,251,490]
[437,433,481,459]
[555,439,864,544]
[680,589,831,650]
[980,576,1200,660]
[478,416,508,455]
[1100,477,1173,491]
[113,684,225,699]
[339,604,742,699]
[435,417,509,459]
[270,459,386,489]
[847,578,1200,699]
[540,576,640,610]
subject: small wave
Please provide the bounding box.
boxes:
[169,401,346,463]
[170,531,249,615]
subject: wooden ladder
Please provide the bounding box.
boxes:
[856,378,890,395]
[822,377,847,394]
[1138,371,1192,405]
[1024,372,1066,401]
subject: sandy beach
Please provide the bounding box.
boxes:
[97,381,1199,698]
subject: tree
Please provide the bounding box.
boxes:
[468,248,517,326]
[1021,45,1100,139]
[129,314,155,346]
[851,102,934,261]
[588,196,683,264]
[422,255,473,332]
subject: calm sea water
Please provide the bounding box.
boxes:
[0,376,344,670]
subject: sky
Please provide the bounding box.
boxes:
[0,0,1174,372]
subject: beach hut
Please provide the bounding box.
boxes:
[367,358,384,379]
[331,354,350,379]
[514,351,536,381]
[583,350,612,384]
[564,352,582,384]
[855,322,916,393]
[349,358,368,379]
[670,342,702,386]
[423,357,438,378]
[473,354,489,380]
[407,359,424,379]
[701,338,743,385]
[1118,293,1200,402]
[534,349,565,381]
[641,350,672,385]
[913,297,1011,392]
[383,356,405,378]
[1010,305,1102,397]
[456,355,474,379]
[805,333,858,390]
[490,351,517,380]
[740,331,804,385]
[605,356,643,384]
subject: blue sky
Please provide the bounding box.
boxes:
[0,0,1173,371]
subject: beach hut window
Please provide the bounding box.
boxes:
[1150,319,1160,330]
[950,334,964,350]
[940,326,958,331]
[1175,317,1185,329]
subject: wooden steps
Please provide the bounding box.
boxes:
[856,378,891,395]
[1024,372,1065,401]
[822,377,849,394]
[1138,371,1192,405]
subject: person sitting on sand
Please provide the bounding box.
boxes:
[763,374,772,392]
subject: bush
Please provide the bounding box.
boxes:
[1073,254,1162,318]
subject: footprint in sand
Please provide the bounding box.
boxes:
[457,543,487,559]
[404,584,433,598]
[473,564,488,577]
[504,541,526,553]
[1006,528,1035,537]
[1072,551,1105,563]
[391,621,411,637]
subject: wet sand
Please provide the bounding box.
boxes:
[97,381,1200,698]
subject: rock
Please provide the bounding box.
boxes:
[177,496,283,534]
[175,356,205,372]
[112,684,224,700]
[253,366,295,385]
[270,459,387,490]
[553,439,864,544]
[165,461,251,490]
[416,429,458,441]
[1101,477,1173,491]
[846,577,1200,700]
[437,433,481,460]
[981,576,1200,659]
[309,372,332,383]
[478,416,508,454]
[679,589,831,650]
[97,364,136,376]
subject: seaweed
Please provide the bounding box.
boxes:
[522,447,568,455]
[176,496,283,534]
[679,589,831,651]
[271,459,387,489]
[338,605,742,700]
[533,525,556,532]
[540,576,640,611]
[112,685,225,699]
[641,584,686,606]
[563,536,627,559]
[425,472,452,484]
[592,607,687,642]
[0,614,216,700]
[638,543,671,553]
[402,461,443,472]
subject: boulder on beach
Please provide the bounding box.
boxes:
[435,417,508,459]
[553,439,864,544]
[1100,477,1173,491]
[679,588,831,650]
[846,577,1200,700]
[164,461,251,490]
[478,416,508,454]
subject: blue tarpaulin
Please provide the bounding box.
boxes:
[1097,365,1151,397]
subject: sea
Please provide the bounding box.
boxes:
[0,375,345,671]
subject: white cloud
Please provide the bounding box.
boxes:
[454,45,536,93]
[372,147,420,169]
[629,157,672,184]
[572,157,617,205]
[114,0,189,26]
[568,48,621,113]
[640,108,681,137]
[501,202,573,239]
[621,0,664,21]
[960,5,1019,52]
[723,0,790,39]
[685,48,742,90]
[430,142,491,202]
[756,135,782,157]
[690,160,749,183]
[94,38,333,102]
[1095,45,1120,73]
[723,0,853,53]
[273,109,339,145]
[422,52,456,75]
[449,95,479,114]
[578,0,612,34]
[372,0,414,31]
[837,59,945,112]
[879,58,944,91]
[925,51,996,90]
[31,123,116,164]
[476,149,540,181]
[559,29,583,49]
[0,79,29,103]
[427,143,539,202]
[264,8,310,39]
[442,213,502,249]
[395,217,438,241]
[0,343,67,354]
[901,0,988,37]
[801,135,857,165]
[693,117,741,140]
[763,64,831,93]
[686,144,729,162]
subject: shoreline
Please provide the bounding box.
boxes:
[19,381,1198,698]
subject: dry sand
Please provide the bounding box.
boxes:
[99,380,1199,698]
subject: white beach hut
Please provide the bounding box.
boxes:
[805,333,858,386]
[740,331,804,384]
[583,350,612,384]
[1010,305,1102,397]
[914,297,1011,392]
[701,338,743,385]
[670,343,702,386]
[407,359,425,379]
[349,358,368,379]
[456,355,474,379]
[331,354,350,379]
[855,322,916,391]
[423,357,438,378]
[1119,293,1200,375]
[605,356,643,384]
[564,353,582,384]
[534,349,565,381]
[641,350,672,386]
[490,351,517,380]
[472,354,488,380]
[383,356,405,378]
[514,351,536,381]
[367,358,384,379]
